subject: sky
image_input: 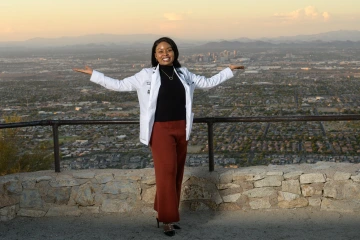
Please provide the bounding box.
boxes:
[1,0,360,42]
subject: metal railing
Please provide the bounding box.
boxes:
[1,114,360,172]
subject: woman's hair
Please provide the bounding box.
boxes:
[151,37,181,68]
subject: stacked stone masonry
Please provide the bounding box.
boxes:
[1,162,360,221]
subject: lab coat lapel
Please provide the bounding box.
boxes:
[175,68,190,94]
[149,65,161,110]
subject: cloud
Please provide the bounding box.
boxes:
[164,13,184,21]
[303,6,319,19]
[274,6,331,22]
[322,12,331,22]
[163,11,192,21]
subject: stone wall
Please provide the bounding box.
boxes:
[1,162,360,221]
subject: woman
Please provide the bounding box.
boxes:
[74,36,244,237]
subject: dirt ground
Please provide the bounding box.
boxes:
[1,208,360,240]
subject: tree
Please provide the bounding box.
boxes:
[0,114,53,175]
[0,138,18,175]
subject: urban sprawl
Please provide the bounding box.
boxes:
[1,44,360,170]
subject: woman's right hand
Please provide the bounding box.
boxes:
[229,65,245,70]
[73,66,93,75]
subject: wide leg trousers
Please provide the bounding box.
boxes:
[150,120,187,223]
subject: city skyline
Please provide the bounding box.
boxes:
[1,0,360,42]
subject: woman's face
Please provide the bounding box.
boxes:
[154,41,174,66]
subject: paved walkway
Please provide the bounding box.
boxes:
[1,209,360,240]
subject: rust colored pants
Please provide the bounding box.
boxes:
[150,120,187,223]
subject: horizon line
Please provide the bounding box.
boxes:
[1,29,360,43]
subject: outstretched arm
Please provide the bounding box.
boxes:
[73,65,144,92]
[73,66,93,75]
[229,65,245,70]
[188,64,245,89]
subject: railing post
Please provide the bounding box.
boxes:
[207,121,215,172]
[52,122,61,172]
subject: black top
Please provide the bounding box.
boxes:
[154,65,186,122]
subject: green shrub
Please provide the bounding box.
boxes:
[0,115,53,175]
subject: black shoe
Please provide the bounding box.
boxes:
[163,223,175,237]
[157,218,181,230]
[172,224,181,229]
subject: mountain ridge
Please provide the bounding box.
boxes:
[1,30,360,48]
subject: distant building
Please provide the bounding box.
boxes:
[74,140,89,145]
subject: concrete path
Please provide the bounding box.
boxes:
[1,209,360,240]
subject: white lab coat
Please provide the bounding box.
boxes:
[90,65,234,145]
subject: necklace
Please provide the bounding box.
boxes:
[160,68,174,80]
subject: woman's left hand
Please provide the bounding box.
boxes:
[229,65,245,70]
[73,66,93,75]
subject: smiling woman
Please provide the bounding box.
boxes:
[73,36,244,237]
[152,37,180,67]
[154,42,175,66]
